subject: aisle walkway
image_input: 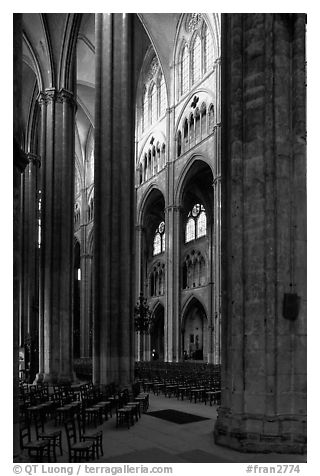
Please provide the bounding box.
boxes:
[39,393,306,464]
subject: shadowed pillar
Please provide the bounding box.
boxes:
[214,14,306,453]
[13,13,30,458]
[37,89,76,383]
[93,13,135,386]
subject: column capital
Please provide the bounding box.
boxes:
[27,152,41,168]
[37,88,77,109]
[56,89,77,109]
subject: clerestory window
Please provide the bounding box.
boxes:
[153,221,166,255]
[185,204,207,243]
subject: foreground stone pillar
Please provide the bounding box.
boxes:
[135,224,144,362]
[13,13,29,458]
[38,89,76,383]
[214,14,306,453]
[93,14,135,386]
[22,154,41,381]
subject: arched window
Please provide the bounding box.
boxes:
[183,118,189,152]
[150,83,157,124]
[152,146,156,175]
[153,221,166,256]
[143,154,147,181]
[189,114,195,146]
[185,203,207,242]
[192,35,201,84]
[181,45,189,96]
[208,104,215,132]
[200,103,207,139]
[185,217,196,243]
[159,73,167,117]
[203,23,214,73]
[197,209,207,237]
[177,130,182,157]
[142,87,148,131]
[156,143,161,172]
[161,144,166,169]
[139,163,143,185]
[195,108,201,142]
[153,234,161,255]
[148,150,152,180]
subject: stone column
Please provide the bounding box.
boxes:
[93,13,135,386]
[13,13,29,458]
[22,153,41,381]
[37,88,76,383]
[135,224,144,361]
[80,251,92,357]
[165,204,182,362]
[212,174,221,365]
[214,14,306,453]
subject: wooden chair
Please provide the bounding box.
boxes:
[20,420,50,462]
[125,402,140,421]
[116,407,134,429]
[94,400,112,421]
[64,418,95,462]
[34,415,62,462]
[77,414,103,459]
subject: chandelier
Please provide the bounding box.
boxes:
[134,293,153,334]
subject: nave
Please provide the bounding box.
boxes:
[17,380,305,464]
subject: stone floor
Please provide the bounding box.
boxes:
[19,393,307,464]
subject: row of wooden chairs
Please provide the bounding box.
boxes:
[141,379,221,406]
[115,393,149,429]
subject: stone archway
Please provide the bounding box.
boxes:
[182,298,207,361]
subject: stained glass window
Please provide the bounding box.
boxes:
[185,204,206,242]
[153,221,166,255]
[159,74,167,116]
[142,88,148,131]
[197,211,207,237]
[204,24,213,73]
[150,83,157,123]
[192,35,201,84]
[181,46,189,96]
[153,233,161,255]
[185,217,196,243]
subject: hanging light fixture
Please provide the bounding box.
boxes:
[134,293,153,334]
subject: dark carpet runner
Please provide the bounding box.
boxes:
[146,409,210,424]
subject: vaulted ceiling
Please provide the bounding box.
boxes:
[21,13,182,164]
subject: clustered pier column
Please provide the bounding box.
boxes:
[38,89,76,383]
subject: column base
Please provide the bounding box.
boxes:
[214,407,307,454]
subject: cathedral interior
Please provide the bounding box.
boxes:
[13,13,307,463]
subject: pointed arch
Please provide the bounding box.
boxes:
[175,155,214,205]
[181,295,208,330]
